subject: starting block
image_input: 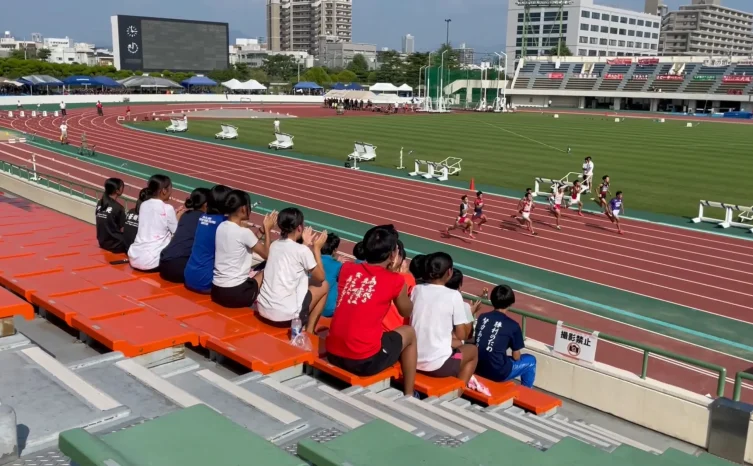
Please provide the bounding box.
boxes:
[7,111,12,118]
[117,116,125,121]
[42,111,48,117]
[215,124,238,140]
[268,132,294,150]
[347,142,377,162]
[19,111,25,118]
[31,111,37,118]
[54,111,59,117]
[692,200,753,233]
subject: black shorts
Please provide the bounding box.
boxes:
[211,279,260,308]
[159,256,189,283]
[327,331,403,377]
[418,350,461,378]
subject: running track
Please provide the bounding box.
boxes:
[1,104,752,400]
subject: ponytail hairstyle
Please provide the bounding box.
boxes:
[145,174,172,200]
[134,188,149,214]
[409,254,427,283]
[352,241,365,261]
[185,187,210,211]
[222,190,251,218]
[277,207,305,238]
[424,251,453,281]
[207,184,232,215]
[100,177,124,209]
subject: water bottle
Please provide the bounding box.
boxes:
[291,312,302,340]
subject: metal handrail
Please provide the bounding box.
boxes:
[0,159,136,210]
[462,292,728,397]
[733,372,753,401]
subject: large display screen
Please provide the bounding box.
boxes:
[115,15,229,72]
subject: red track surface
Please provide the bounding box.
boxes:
[1,104,751,400]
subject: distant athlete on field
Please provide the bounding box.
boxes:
[549,184,565,230]
[515,192,537,236]
[446,195,475,239]
[605,191,625,235]
[472,191,487,231]
[567,179,584,216]
[595,175,610,211]
[582,157,594,192]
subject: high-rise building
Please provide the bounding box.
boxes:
[455,43,474,65]
[505,0,661,61]
[659,0,753,56]
[267,0,352,56]
[402,34,415,54]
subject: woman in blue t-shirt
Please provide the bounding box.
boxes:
[159,188,211,283]
[183,185,232,293]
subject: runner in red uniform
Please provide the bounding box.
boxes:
[472,191,487,231]
[126,106,131,119]
[567,180,584,216]
[515,193,537,236]
[446,195,475,239]
[595,175,610,212]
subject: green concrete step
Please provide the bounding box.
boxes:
[59,405,306,466]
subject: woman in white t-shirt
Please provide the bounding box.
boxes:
[128,175,181,271]
[410,252,477,384]
[211,190,276,308]
[256,207,329,333]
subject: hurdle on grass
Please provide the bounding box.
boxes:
[408,157,462,182]
[692,200,753,233]
[396,147,414,170]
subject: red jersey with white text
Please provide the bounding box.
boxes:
[327,262,406,360]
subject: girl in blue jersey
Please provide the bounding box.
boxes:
[605,191,625,235]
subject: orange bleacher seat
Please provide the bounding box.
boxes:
[5,270,100,301]
[168,285,211,304]
[408,373,465,398]
[73,267,139,286]
[46,253,109,272]
[179,313,257,346]
[463,376,519,406]
[305,334,398,386]
[105,280,173,301]
[32,288,144,326]
[0,286,34,320]
[513,385,562,415]
[206,332,314,374]
[88,250,128,265]
[71,309,199,357]
[234,312,289,337]
[0,256,64,287]
[137,274,183,291]
[140,295,211,320]
[202,301,254,320]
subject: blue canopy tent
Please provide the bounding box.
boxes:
[294,81,324,95]
[93,76,123,87]
[345,82,363,90]
[181,76,218,90]
[330,82,347,90]
[62,76,100,86]
[18,75,64,95]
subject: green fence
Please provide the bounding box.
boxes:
[0,159,136,210]
[733,372,753,401]
[462,292,728,397]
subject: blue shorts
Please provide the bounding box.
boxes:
[473,211,483,218]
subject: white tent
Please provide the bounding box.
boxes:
[397,83,413,92]
[221,79,242,90]
[369,82,400,93]
[236,79,267,91]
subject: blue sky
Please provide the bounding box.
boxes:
[2,0,751,52]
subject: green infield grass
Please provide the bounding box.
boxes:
[135,112,752,218]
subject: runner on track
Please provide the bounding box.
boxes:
[446,195,475,239]
[126,106,131,119]
[605,191,625,235]
[567,179,584,216]
[549,184,565,230]
[511,188,533,219]
[472,191,487,231]
[59,121,68,145]
[595,175,610,211]
[515,192,537,236]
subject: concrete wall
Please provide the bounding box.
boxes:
[0,173,95,225]
[2,94,324,107]
[504,88,753,104]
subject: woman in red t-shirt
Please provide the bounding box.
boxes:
[326,226,417,396]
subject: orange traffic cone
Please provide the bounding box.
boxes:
[469,178,475,192]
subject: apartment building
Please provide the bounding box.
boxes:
[267,0,352,56]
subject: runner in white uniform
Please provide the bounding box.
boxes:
[549,185,565,230]
[59,122,68,144]
[516,193,537,236]
[567,180,584,216]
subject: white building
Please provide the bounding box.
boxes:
[505,0,662,61]
[318,42,377,69]
[230,39,314,68]
[660,0,753,56]
[40,37,98,66]
[267,0,353,56]
[0,31,38,57]
[402,34,415,54]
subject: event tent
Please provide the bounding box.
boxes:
[369,82,400,93]
[118,76,182,88]
[19,75,64,87]
[181,76,218,87]
[0,77,22,87]
[294,81,323,90]
[330,82,347,90]
[61,76,123,87]
[345,82,363,90]
[397,83,413,92]
[235,79,267,91]
[221,79,242,90]
[93,76,122,87]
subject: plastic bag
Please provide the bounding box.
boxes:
[290,331,313,352]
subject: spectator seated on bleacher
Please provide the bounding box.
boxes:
[444,269,482,340]
[183,185,232,294]
[123,189,148,253]
[408,254,427,286]
[159,188,210,284]
[474,285,536,388]
[128,175,180,272]
[411,252,478,385]
[211,191,275,308]
[95,178,127,254]
[256,208,329,333]
[352,241,365,263]
[320,233,343,319]
[381,240,415,332]
[326,225,418,396]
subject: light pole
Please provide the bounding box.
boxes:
[444,19,451,46]
[426,52,434,110]
[418,65,427,100]
[439,49,448,111]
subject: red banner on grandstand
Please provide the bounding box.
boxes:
[606,58,632,65]
[722,75,752,83]
[631,74,649,80]
[655,75,684,81]
[638,58,659,66]
[604,74,624,80]
[548,72,564,79]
